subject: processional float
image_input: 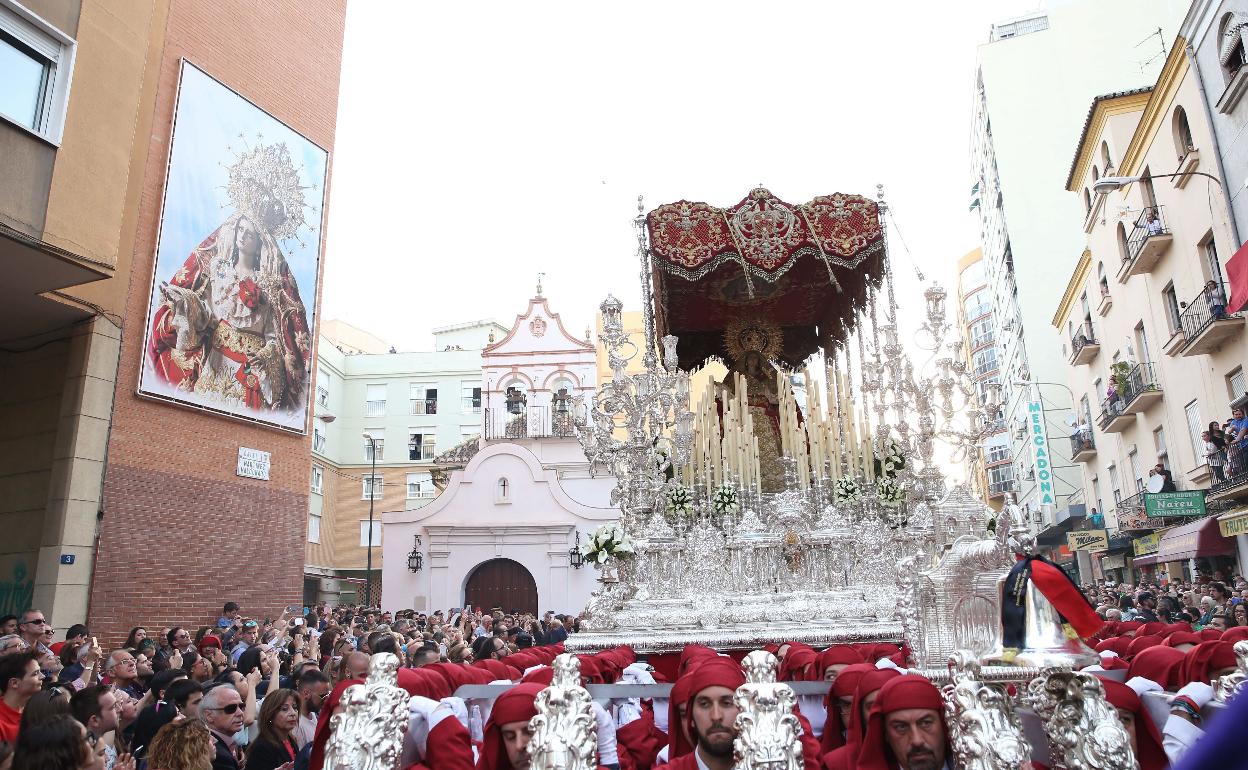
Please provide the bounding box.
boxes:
[324,188,1248,769]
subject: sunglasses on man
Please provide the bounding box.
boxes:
[205,702,244,715]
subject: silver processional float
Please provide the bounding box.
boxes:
[323,188,1248,769]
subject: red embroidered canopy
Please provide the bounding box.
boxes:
[647,187,885,368]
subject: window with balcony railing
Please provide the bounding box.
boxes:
[1070,431,1094,456]
[1070,322,1096,355]
[410,398,438,415]
[1126,206,1168,262]
[361,474,384,500]
[313,430,326,453]
[365,400,387,417]
[317,386,328,407]
[986,446,1010,465]
[462,385,482,413]
[1123,362,1161,404]
[364,438,384,461]
[408,434,436,461]
[407,472,435,499]
[1178,281,1235,340]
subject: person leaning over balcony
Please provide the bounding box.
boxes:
[1204,427,1227,482]
[1227,407,1248,476]
[1205,280,1226,320]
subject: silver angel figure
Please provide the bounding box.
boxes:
[733,651,803,770]
[1024,669,1135,770]
[323,653,410,770]
[528,653,598,770]
[1214,640,1248,702]
[942,651,1031,770]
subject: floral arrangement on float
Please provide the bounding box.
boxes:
[834,477,860,505]
[666,484,693,515]
[712,484,740,515]
[584,523,635,566]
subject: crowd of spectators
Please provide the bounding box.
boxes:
[1,590,1245,769]
[1081,573,1248,631]
[0,601,585,770]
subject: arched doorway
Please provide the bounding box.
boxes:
[464,558,537,615]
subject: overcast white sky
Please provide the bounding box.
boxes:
[322,0,1044,351]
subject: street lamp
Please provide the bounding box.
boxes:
[406,533,423,573]
[362,432,378,606]
[1093,172,1223,195]
[1011,379,1075,402]
[568,532,584,569]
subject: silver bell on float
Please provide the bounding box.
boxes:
[982,571,1099,669]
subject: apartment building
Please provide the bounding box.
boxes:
[971,0,1188,536]
[1057,42,1248,584]
[304,319,505,605]
[1,0,346,642]
[956,248,1011,509]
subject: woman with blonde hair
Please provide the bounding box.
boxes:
[146,718,213,770]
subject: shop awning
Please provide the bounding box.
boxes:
[1132,553,1163,566]
[1156,516,1235,562]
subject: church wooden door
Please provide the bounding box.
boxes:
[464,558,538,615]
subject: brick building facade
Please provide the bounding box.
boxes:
[88,0,347,644]
[0,0,346,646]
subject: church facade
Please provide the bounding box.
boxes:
[380,291,618,615]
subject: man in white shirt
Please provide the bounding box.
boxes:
[292,670,330,748]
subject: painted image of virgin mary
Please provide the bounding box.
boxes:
[147,193,312,417]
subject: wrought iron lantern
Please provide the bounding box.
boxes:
[406,534,423,573]
[568,532,584,569]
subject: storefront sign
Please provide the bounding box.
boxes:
[1028,401,1055,508]
[1102,554,1126,570]
[1144,491,1206,518]
[236,446,271,481]
[1067,529,1109,551]
[1219,509,1248,538]
[1133,533,1160,556]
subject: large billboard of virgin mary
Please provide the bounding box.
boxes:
[138,60,328,433]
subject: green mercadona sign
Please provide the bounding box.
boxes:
[1144,491,1207,518]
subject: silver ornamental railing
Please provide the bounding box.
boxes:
[324,642,1248,769]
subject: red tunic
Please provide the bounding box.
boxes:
[406,716,474,770]
[0,699,21,743]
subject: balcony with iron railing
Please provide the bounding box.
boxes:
[1117,206,1173,282]
[364,399,387,417]
[1097,394,1134,433]
[1178,281,1243,356]
[1070,430,1096,462]
[1069,322,1100,365]
[484,405,580,441]
[1120,362,1163,413]
[407,443,436,461]
[410,398,438,415]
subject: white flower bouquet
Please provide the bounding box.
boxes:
[834,477,860,505]
[584,523,635,566]
[877,477,905,508]
[666,484,693,515]
[712,484,739,515]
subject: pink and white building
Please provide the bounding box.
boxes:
[380,291,618,615]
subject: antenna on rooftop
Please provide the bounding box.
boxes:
[1136,27,1167,73]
